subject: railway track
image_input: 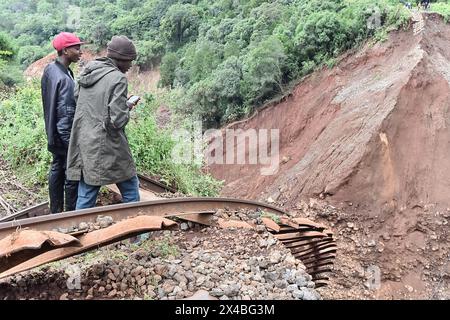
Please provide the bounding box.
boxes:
[0,174,174,223]
[0,174,336,288]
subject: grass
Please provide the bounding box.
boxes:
[138,237,180,259]
[431,2,450,23]
[261,211,281,224]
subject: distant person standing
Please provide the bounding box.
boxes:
[41,32,83,213]
[66,35,140,209]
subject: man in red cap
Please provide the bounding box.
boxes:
[41,32,83,213]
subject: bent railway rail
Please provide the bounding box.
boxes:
[0,175,336,288]
[0,174,174,223]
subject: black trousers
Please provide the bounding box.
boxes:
[49,152,78,213]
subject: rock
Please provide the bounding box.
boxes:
[196,276,206,286]
[91,263,105,277]
[108,289,117,297]
[183,290,218,300]
[253,274,262,281]
[275,279,288,289]
[59,293,69,300]
[120,283,128,292]
[285,255,296,265]
[180,223,189,231]
[181,258,192,269]
[367,240,376,247]
[204,281,215,289]
[287,284,298,292]
[98,286,105,293]
[162,281,176,295]
[210,288,225,297]
[256,225,266,233]
[265,271,279,282]
[154,265,168,277]
[78,222,89,230]
[96,215,114,228]
[168,265,177,277]
[258,259,269,269]
[258,239,268,248]
[174,273,188,284]
[292,290,304,299]
[172,286,182,295]
[224,283,240,296]
[107,272,116,281]
[184,270,195,283]
[137,277,146,287]
[295,277,308,288]
[302,288,320,300]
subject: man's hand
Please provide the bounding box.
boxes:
[126,95,141,110]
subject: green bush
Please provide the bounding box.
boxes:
[0,82,50,184]
[0,64,23,87]
[430,2,450,22]
[127,94,223,196]
[135,40,164,70]
[159,52,179,88]
[18,45,49,68]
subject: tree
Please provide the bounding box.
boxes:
[160,3,202,49]
[175,40,223,87]
[159,52,179,88]
[241,36,286,105]
[18,45,48,68]
[135,40,164,70]
[0,32,22,86]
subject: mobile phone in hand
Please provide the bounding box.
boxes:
[127,95,140,105]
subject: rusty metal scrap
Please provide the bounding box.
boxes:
[0,198,284,240]
[267,217,337,287]
[0,230,80,273]
[0,216,177,279]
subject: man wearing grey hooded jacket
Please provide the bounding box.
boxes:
[67,35,140,209]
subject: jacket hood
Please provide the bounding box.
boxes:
[78,57,120,87]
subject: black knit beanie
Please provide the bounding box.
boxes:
[107,35,137,61]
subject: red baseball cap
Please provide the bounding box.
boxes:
[52,32,84,51]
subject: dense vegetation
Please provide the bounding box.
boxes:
[2,0,415,124]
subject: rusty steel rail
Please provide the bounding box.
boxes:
[137,173,177,194]
[0,202,50,223]
[0,174,175,223]
[0,197,336,286]
[0,197,285,240]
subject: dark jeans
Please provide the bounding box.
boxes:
[49,152,78,213]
